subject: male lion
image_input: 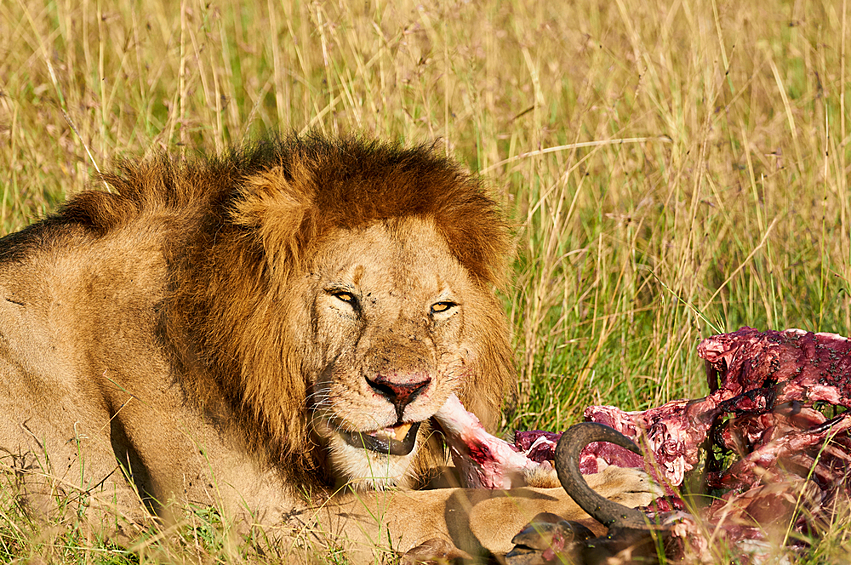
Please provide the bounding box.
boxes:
[0,134,654,561]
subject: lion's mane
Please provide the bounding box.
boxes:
[38,134,514,488]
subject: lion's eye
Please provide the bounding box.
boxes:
[333,291,356,305]
[430,301,456,314]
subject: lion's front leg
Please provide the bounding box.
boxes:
[308,465,660,562]
[454,465,660,555]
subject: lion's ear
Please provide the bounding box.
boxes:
[231,165,315,274]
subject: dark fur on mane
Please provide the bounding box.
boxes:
[55,133,510,288]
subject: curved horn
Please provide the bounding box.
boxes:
[554,422,648,529]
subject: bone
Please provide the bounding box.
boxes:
[433,393,553,489]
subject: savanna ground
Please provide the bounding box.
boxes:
[0,0,849,562]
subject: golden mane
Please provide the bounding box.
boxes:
[47,133,515,487]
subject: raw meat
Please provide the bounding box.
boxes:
[433,327,851,562]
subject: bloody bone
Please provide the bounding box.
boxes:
[434,393,554,489]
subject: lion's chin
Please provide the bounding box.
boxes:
[339,422,421,456]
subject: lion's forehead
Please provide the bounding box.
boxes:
[314,218,470,298]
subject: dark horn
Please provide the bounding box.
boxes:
[554,422,648,529]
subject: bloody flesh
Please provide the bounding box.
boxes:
[434,327,851,561]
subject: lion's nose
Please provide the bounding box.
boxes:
[366,373,431,419]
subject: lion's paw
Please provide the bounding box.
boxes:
[583,465,663,508]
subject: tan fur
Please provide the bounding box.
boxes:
[0,134,657,560]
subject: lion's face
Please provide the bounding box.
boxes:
[156,138,513,492]
[298,217,483,488]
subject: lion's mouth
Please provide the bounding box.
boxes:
[340,422,421,456]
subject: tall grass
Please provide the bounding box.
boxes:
[1,0,849,561]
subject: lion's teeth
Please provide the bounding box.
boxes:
[365,423,413,443]
[370,429,392,441]
[393,423,412,441]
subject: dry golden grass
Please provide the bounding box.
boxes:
[1,0,849,562]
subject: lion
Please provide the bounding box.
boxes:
[0,133,656,561]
